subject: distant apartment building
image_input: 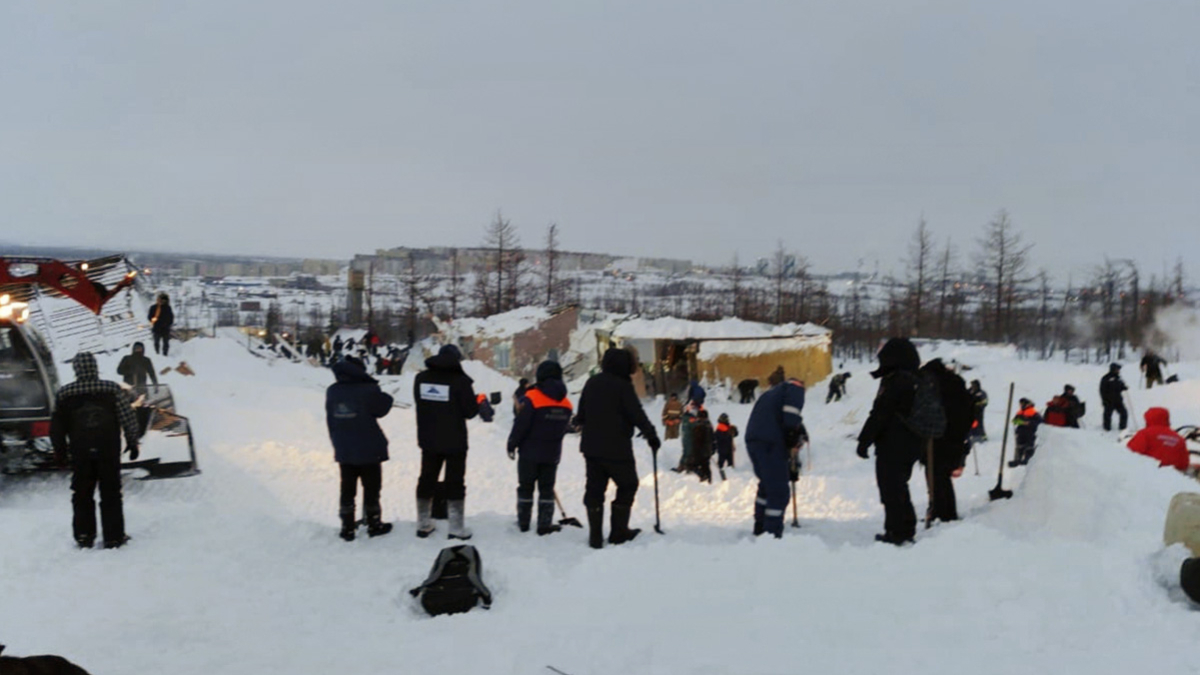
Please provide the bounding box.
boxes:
[352,246,691,276]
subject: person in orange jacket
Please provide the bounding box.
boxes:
[1126,407,1190,472]
[1009,398,1042,467]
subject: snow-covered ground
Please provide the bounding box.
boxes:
[3,335,1200,674]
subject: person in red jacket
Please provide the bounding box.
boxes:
[1126,407,1190,472]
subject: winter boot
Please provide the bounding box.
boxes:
[517,497,534,533]
[608,503,640,545]
[447,499,472,540]
[587,505,604,549]
[416,497,436,539]
[537,499,561,536]
[104,534,131,549]
[339,508,357,542]
[366,512,393,538]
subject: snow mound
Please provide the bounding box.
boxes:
[980,425,1198,546]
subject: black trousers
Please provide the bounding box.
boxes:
[339,463,382,517]
[972,410,986,438]
[71,447,124,544]
[153,331,170,356]
[1103,402,1128,431]
[416,450,466,500]
[875,449,917,541]
[924,447,959,523]
[517,459,558,503]
[717,449,734,469]
[583,458,638,509]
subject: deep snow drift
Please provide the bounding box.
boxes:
[3,336,1200,674]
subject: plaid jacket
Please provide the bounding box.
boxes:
[52,352,140,450]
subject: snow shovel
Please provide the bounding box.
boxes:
[923,438,936,529]
[989,383,1016,501]
[1125,391,1141,431]
[652,447,664,534]
[789,447,803,528]
[552,492,583,528]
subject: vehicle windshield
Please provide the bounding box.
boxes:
[0,323,53,420]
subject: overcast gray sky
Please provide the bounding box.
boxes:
[2,1,1198,282]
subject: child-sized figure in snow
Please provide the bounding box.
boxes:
[1126,407,1190,472]
[688,409,715,483]
[1009,398,1042,468]
[715,412,738,474]
[662,393,683,440]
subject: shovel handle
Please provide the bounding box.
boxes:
[994,383,1015,489]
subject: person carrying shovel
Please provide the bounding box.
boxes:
[507,360,575,535]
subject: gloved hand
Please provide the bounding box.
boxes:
[856,443,870,460]
[648,435,662,453]
[127,445,140,461]
[789,461,801,482]
[507,447,516,460]
[478,399,495,423]
[784,427,801,449]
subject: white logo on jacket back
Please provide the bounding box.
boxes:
[420,384,451,402]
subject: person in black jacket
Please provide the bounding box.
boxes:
[414,345,492,540]
[326,357,394,541]
[856,337,922,545]
[1060,384,1086,428]
[507,361,573,535]
[147,293,175,356]
[1099,363,1128,432]
[1141,352,1167,389]
[574,347,661,549]
[918,359,973,523]
[513,378,530,416]
[50,352,141,549]
[968,380,988,442]
[116,342,157,394]
[689,409,715,483]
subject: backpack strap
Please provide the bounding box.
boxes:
[409,547,459,598]
[460,545,493,608]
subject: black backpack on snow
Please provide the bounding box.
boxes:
[409,545,492,616]
[898,371,947,440]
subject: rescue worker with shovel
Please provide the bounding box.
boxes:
[507,361,575,535]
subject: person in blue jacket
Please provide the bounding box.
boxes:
[744,370,807,537]
[507,361,573,535]
[326,356,395,541]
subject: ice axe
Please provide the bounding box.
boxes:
[552,492,583,528]
[989,382,1016,501]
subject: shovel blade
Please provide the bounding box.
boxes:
[558,517,584,528]
[989,487,1014,501]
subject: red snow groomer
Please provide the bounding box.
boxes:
[0,255,199,479]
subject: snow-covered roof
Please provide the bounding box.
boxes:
[448,306,553,340]
[610,317,829,341]
[697,333,830,359]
